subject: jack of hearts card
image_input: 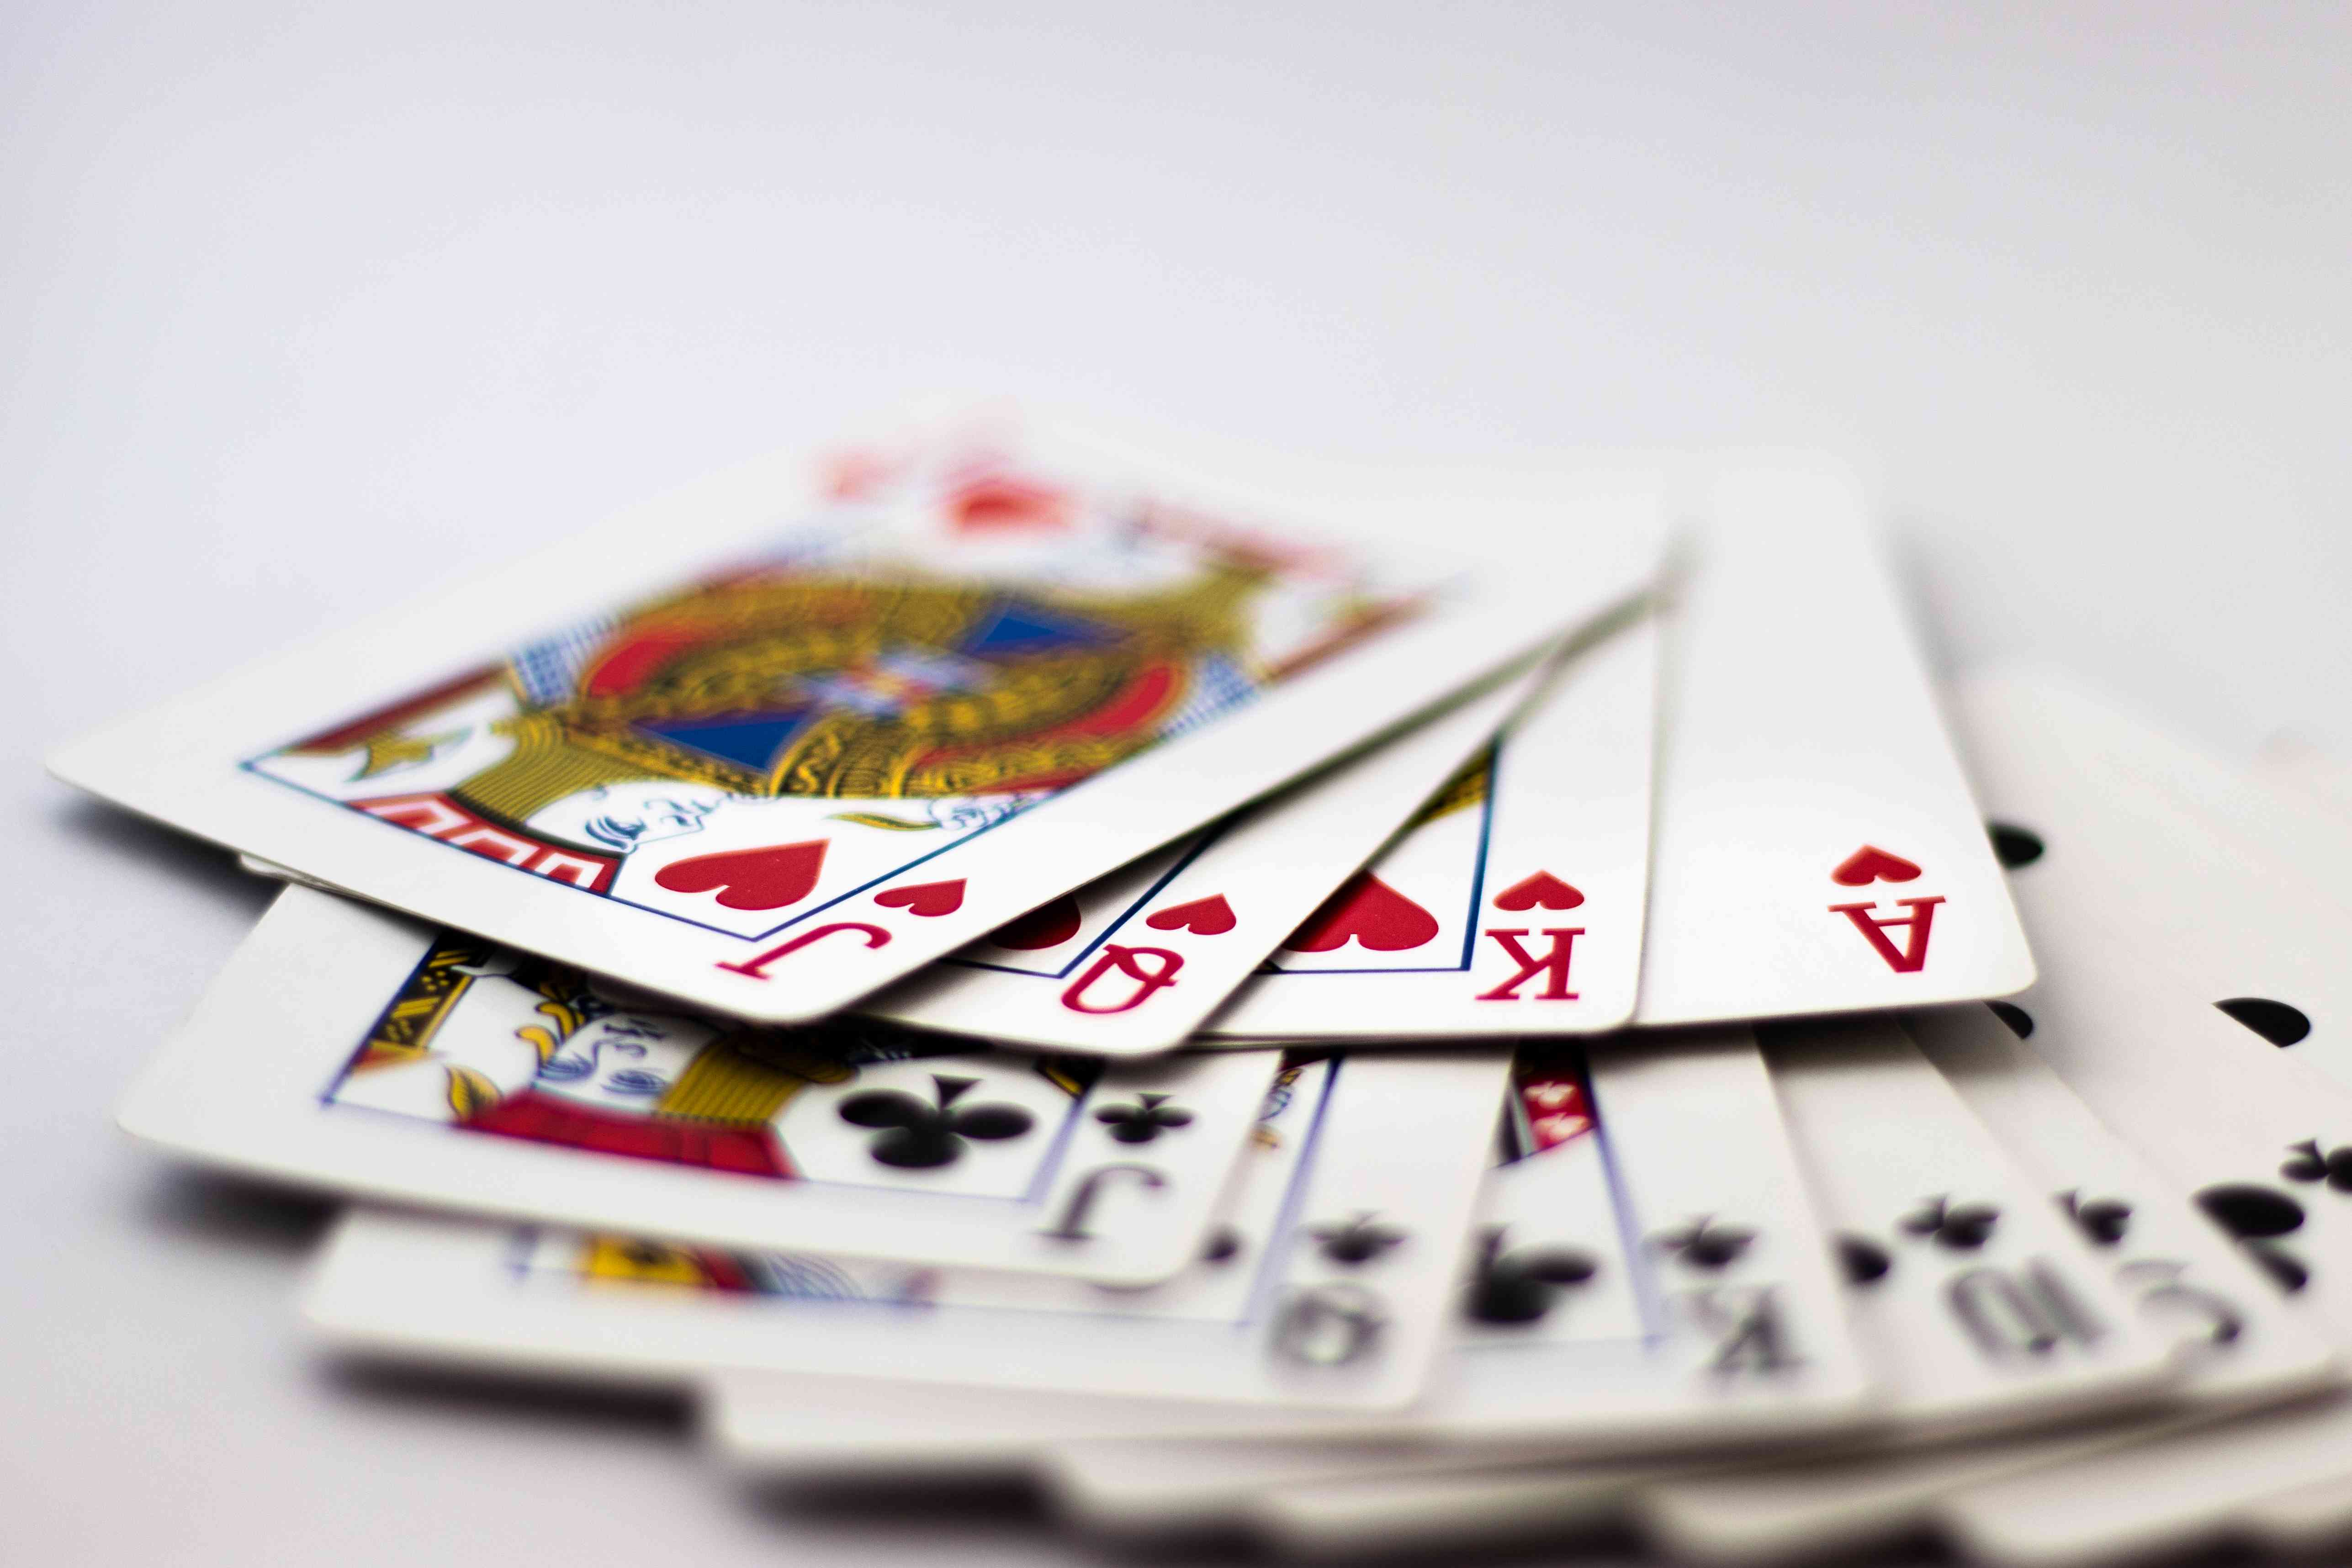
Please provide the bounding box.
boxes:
[51,413,1665,1022]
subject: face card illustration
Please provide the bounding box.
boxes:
[1762,1015,2180,1439]
[856,662,1548,1055]
[1199,607,1659,1037]
[304,1048,1513,1415]
[50,417,1665,1023]
[1631,464,2034,1025]
[120,885,1277,1285]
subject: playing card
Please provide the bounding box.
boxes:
[1624,1004,2340,1567]
[1631,465,2034,1022]
[1250,1456,1680,1557]
[49,415,1664,1023]
[122,884,1278,1284]
[304,1044,1507,1414]
[1971,671,2352,936]
[1193,605,1658,1039]
[855,654,1559,1054]
[2253,732,2352,826]
[2241,1440,2352,1555]
[1035,1029,1867,1536]
[1952,669,2352,1336]
[1230,998,2344,1562]
[1847,668,2352,1557]
[1910,1002,2337,1409]
[1202,460,2032,1040]
[1758,1014,2180,1438]
[722,1028,1865,1530]
[1937,1395,2352,1567]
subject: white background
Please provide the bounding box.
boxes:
[7,4,2347,1562]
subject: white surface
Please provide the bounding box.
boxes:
[9,3,2349,1563]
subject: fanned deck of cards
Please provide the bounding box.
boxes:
[65,408,2352,1567]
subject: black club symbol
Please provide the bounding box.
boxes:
[1094,1091,1195,1144]
[836,1074,1035,1169]
[2282,1139,2352,1190]
[1900,1195,2000,1250]
[1310,1211,1408,1265]
[2061,1191,2133,1247]
[1653,1216,1755,1271]
[1467,1227,1599,1324]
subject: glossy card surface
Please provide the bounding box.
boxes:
[52,416,1663,1022]
[123,885,1278,1284]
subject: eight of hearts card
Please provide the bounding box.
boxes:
[120,885,1279,1285]
[1202,461,2032,1041]
[855,655,1560,1054]
[711,1028,1871,1483]
[48,416,1664,1023]
[303,1048,1512,1412]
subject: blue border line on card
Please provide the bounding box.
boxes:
[1585,1056,1669,1348]
[1238,1055,1344,1330]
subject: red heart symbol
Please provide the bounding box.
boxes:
[948,473,1071,533]
[1493,871,1584,912]
[1282,874,1439,954]
[1145,895,1236,936]
[654,841,827,911]
[989,895,1082,950]
[1831,845,1923,886]
[874,879,966,917]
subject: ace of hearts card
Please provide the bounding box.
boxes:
[48,413,1665,1023]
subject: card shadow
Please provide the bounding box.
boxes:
[47,793,275,913]
[322,1355,694,1442]
[133,1166,338,1260]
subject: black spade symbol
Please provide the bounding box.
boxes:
[2217,998,2313,1048]
[1987,821,2045,869]
[1837,1234,1892,1286]
[1988,1001,2035,1039]
[1200,1225,1243,1265]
